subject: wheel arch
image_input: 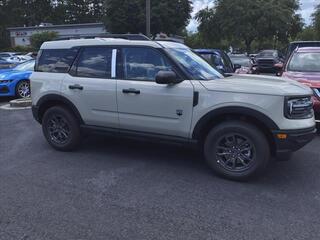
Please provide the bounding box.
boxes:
[36,94,84,124]
[192,106,280,155]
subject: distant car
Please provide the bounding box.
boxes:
[194,49,239,74]
[282,47,320,121]
[0,60,35,98]
[255,50,284,73]
[229,54,257,74]
[285,41,320,60]
[0,58,15,69]
[6,55,33,64]
[0,52,22,60]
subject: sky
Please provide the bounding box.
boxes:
[187,0,319,32]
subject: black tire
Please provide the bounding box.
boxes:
[42,106,81,151]
[204,121,270,181]
[15,80,31,98]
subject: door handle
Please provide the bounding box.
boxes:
[122,88,140,94]
[69,84,84,90]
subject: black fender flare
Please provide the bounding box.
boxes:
[192,106,280,139]
[36,94,84,124]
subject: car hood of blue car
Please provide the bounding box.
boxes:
[0,70,32,80]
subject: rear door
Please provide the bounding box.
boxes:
[116,47,194,138]
[61,47,119,128]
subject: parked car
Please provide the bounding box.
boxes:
[285,41,320,60]
[281,47,320,121]
[194,49,238,74]
[0,60,35,98]
[255,50,284,73]
[31,38,316,181]
[229,54,258,74]
[0,58,15,69]
[6,55,33,64]
[0,52,23,60]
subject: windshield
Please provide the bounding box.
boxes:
[166,48,223,80]
[230,57,252,67]
[257,51,277,58]
[14,60,35,71]
[288,52,320,72]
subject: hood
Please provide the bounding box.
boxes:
[200,74,313,96]
[0,70,32,80]
[0,68,14,74]
[282,71,320,88]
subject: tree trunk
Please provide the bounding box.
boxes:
[245,39,253,54]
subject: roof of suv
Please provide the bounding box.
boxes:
[296,47,320,53]
[41,38,189,50]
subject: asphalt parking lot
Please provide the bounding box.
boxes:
[1,102,320,240]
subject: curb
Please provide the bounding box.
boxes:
[0,104,31,110]
[10,98,32,108]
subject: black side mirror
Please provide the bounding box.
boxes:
[233,64,241,71]
[155,71,180,84]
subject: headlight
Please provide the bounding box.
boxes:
[284,96,314,119]
[313,88,320,100]
[0,80,12,84]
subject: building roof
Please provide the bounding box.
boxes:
[7,22,105,31]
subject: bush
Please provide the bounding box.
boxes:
[30,31,58,50]
[0,45,35,53]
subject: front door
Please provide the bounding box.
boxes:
[117,47,194,138]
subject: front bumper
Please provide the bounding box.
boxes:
[273,127,316,154]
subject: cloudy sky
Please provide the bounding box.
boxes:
[187,0,318,32]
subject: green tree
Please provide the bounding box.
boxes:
[30,31,58,49]
[196,0,303,52]
[64,0,105,23]
[104,0,192,35]
[312,3,320,38]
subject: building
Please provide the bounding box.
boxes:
[7,22,108,47]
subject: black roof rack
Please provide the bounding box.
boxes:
[54,34,151,41]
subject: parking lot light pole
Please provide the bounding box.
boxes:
[146,0,151,37]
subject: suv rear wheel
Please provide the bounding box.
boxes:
[42,106,81,151]
[204,121,270,181]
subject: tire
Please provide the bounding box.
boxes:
[42,106,81,151]
[204,121,270,181]
[15,80,31,98]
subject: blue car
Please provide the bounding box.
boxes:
[0,60,34,98]
[194,49,237,74]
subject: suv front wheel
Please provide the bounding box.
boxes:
[42,106,81,151]
[204,121,270,181]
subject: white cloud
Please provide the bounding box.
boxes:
[187,0,318,32]
[299,0,317,25]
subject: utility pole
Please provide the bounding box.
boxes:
[146,0,151,37]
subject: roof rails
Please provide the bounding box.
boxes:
[54,34,151,41]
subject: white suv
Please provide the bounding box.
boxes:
[31,38,316,180]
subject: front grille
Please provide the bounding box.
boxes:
[257,59,275,68]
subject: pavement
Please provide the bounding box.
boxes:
[1,106,320,240]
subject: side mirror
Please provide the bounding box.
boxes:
[233,64,241,71]
[155,71,180,84]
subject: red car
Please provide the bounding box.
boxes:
[282,47,320,121]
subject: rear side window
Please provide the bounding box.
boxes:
[36,48,78,73]
[76,47,113,78]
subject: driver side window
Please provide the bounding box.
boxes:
[122,47,173,81]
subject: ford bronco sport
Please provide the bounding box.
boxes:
[31,38,316,180]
